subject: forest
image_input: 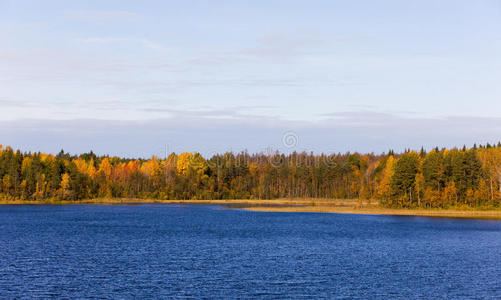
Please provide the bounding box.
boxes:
[1,143,501,208]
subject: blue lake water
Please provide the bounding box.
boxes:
[0,204,500,299]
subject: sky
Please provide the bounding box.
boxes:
[1,0,501,157]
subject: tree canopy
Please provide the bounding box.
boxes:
[1,144,501,208]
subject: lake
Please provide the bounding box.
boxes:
[0,204,500,298]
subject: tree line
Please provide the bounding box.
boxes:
[1,143,501,208]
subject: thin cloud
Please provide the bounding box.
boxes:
[0,99,37,108]
[321,110,399,121]
[136,107,278,121]
[232,35,325,59]
[2,113,501,157]
[65,10,138,21]
[77,37,166,51]
[182,34,328,67]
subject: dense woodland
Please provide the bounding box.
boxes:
[1,143,501,208]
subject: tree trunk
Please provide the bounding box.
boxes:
[490,178,494,202]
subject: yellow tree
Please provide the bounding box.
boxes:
[97,157,113,198]
[424,187,441,208]
[477,148,500,203]
[176,152,208,199]
[99,158,113,178]
[376,156,395,205]
[21,157,32,175]
[176,153,193,176]
[33,174,46,200]
[163,153,178,196]
[2,174,12,194]
[474,179,490,207]
[19,180,27,199]
[74,158,88,176]
[414,173,425,207]
[141,156,163,190]
[87,158,97,179]
[442,181,457,207]
[59,173,71,199]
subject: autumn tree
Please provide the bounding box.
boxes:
[391,152,420,207]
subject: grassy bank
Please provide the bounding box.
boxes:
[240,203,501,220]
[1,198,501,220]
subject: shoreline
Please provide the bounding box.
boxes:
[240,206,501,220]
[1,198,501,220]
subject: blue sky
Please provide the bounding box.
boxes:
[1,0,501,157]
